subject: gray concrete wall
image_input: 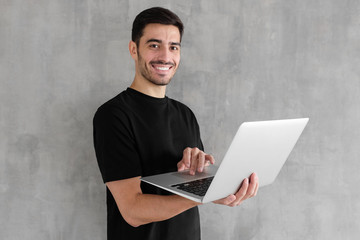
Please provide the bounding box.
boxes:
[1,0,359,239]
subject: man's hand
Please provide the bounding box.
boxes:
[177,147,215,175]
[213,172,259,207]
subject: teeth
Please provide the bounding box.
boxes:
[156,66,170,71]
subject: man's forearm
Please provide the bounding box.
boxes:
[106,177,201,228]
[124,193,201,227]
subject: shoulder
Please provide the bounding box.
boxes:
[93,92,132,125]
[167,98,199,124]
[168,98,196,116]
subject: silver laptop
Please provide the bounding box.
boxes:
[141,118,309,203]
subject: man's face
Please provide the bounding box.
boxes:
[133,23,181,86]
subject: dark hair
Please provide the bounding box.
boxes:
[132,7,184,46]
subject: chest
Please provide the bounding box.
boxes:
[130,106,200,175]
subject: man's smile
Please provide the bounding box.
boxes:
[155,66,171,71]
[151,62,175,73]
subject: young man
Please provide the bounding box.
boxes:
[93,7,259,240]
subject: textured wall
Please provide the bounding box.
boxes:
[1,0,359,239]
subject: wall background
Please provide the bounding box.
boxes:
[1,0,359,239]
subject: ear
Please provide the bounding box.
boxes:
[129,41,138,60]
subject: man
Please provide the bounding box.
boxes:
[93,7,259,240]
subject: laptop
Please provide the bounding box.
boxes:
[141,118,309,203]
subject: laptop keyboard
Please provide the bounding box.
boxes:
[171,176,214,197]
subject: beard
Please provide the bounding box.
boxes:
[137,52,178,86]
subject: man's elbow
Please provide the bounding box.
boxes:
[127,220,141,228]
[123,214,143,228]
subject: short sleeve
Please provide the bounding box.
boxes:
[93,105,142,183]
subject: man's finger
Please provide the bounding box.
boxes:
[230,178,251,206]
[189,148,200,175]
[205,154,215,165]
[242,178,255,200]
[213,194,236,205]
[247,173,258,197]
[183,148,191,168]
[197,151,205,172]
[234,178,249,201]
[177,162,186,171]
[252,181,259,197]
[253,182,259,197]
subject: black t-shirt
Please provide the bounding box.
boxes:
[93,88,203,240]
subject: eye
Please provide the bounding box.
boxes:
[170,46,180,51]
[149,44,159,49]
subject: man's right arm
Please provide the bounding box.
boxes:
[106,176,201,227]
[107,147,258,227]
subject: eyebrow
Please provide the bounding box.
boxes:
[146,38,181,47]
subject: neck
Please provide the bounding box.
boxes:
[130,78,167,98]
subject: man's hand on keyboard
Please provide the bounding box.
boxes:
[213,172,259,207]
[177,147,215,175]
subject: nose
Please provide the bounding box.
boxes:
[157,46,171,63]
